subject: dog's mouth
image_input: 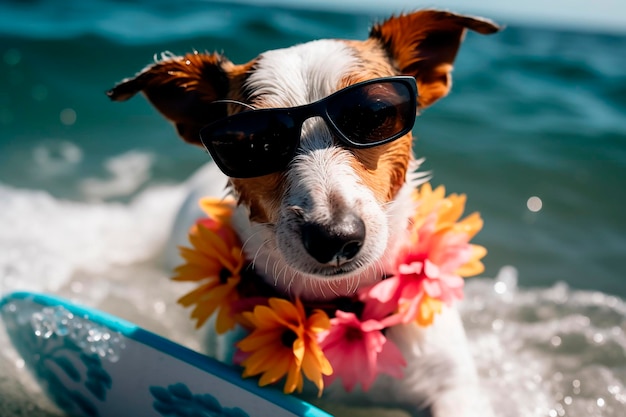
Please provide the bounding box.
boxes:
[306,263,362,278]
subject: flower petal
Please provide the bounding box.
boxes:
[456,245,487,277]
[284,361,303,394]
[377,338,406,380]
[307,309,330,333]
[238,329,283,352]
[454,212,484,240]
[199,197,235,224]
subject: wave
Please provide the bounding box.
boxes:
[463,267,626,416]
[0,0,368,45]
[3,0,626,44]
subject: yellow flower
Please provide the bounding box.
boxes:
[173,197,244,333]
[237,298,332,395]
[412,183,476,231]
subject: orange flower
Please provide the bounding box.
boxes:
[415,293,443,327]
[173,198,244,333]
[237,298,332,395]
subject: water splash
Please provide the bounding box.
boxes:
[29,306,125,363]
[462,266,626,417]
[79,151,154,201]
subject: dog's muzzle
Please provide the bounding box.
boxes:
[301,212,365,266]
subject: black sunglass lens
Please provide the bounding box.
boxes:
[201,112,298,177]
[327,81,414,145]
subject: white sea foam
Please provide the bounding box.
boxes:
[463,267,626,417]
[79,151,154,201]
[0,177,624,417]
[32,140,83,178]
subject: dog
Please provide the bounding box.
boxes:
[108,9,500,417]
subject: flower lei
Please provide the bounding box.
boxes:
[173,183,486,396]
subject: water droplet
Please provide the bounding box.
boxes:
[572,379,582,394]
[15,358,24,369]
[527,196,543,212]
[51,307,73,336]
[88,327,103,343]
[563,396,572,405]
[31,311,53,338]
[592,332,604,344]
[70,320,90,348]
[60,108,77,126]
[550,335,562,347]
[493,266,518,298]
[596,397,605,407]
[555,404,566,416]
[27,306,126,363]
[494,281,507,294]
[492,319,503,331]
[608,384,621,395]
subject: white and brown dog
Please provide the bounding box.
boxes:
[108,9,500,417]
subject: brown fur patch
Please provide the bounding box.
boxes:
[350,134,413,203]
[108,52,233,145]
[369,10,499,108]
[230,174,285,224]
[225,61,256,113]
[339,40,414,203]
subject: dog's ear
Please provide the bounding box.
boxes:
[107,52,233,146]
[370,10,500,108]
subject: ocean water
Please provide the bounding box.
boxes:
[1,1,625,416]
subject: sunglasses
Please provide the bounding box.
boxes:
[199,76,418,178]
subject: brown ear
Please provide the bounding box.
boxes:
[370,10,500,108]
[107,52,233,145]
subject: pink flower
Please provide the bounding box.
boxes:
[357,277,404,326]
[390,215,472,325]
[318,302,406,392]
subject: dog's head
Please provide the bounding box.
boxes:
[109,10,498,300]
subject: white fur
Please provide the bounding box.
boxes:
[166,38,492,417]
[245,40,359,108]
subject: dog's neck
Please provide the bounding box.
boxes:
[230,176,423,302]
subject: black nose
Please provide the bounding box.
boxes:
[301,213,366,265]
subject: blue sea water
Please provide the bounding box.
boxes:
[0,1,625,416]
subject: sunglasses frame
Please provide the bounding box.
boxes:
[199,76,418,178]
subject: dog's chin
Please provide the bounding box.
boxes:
[278,256,386,301]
